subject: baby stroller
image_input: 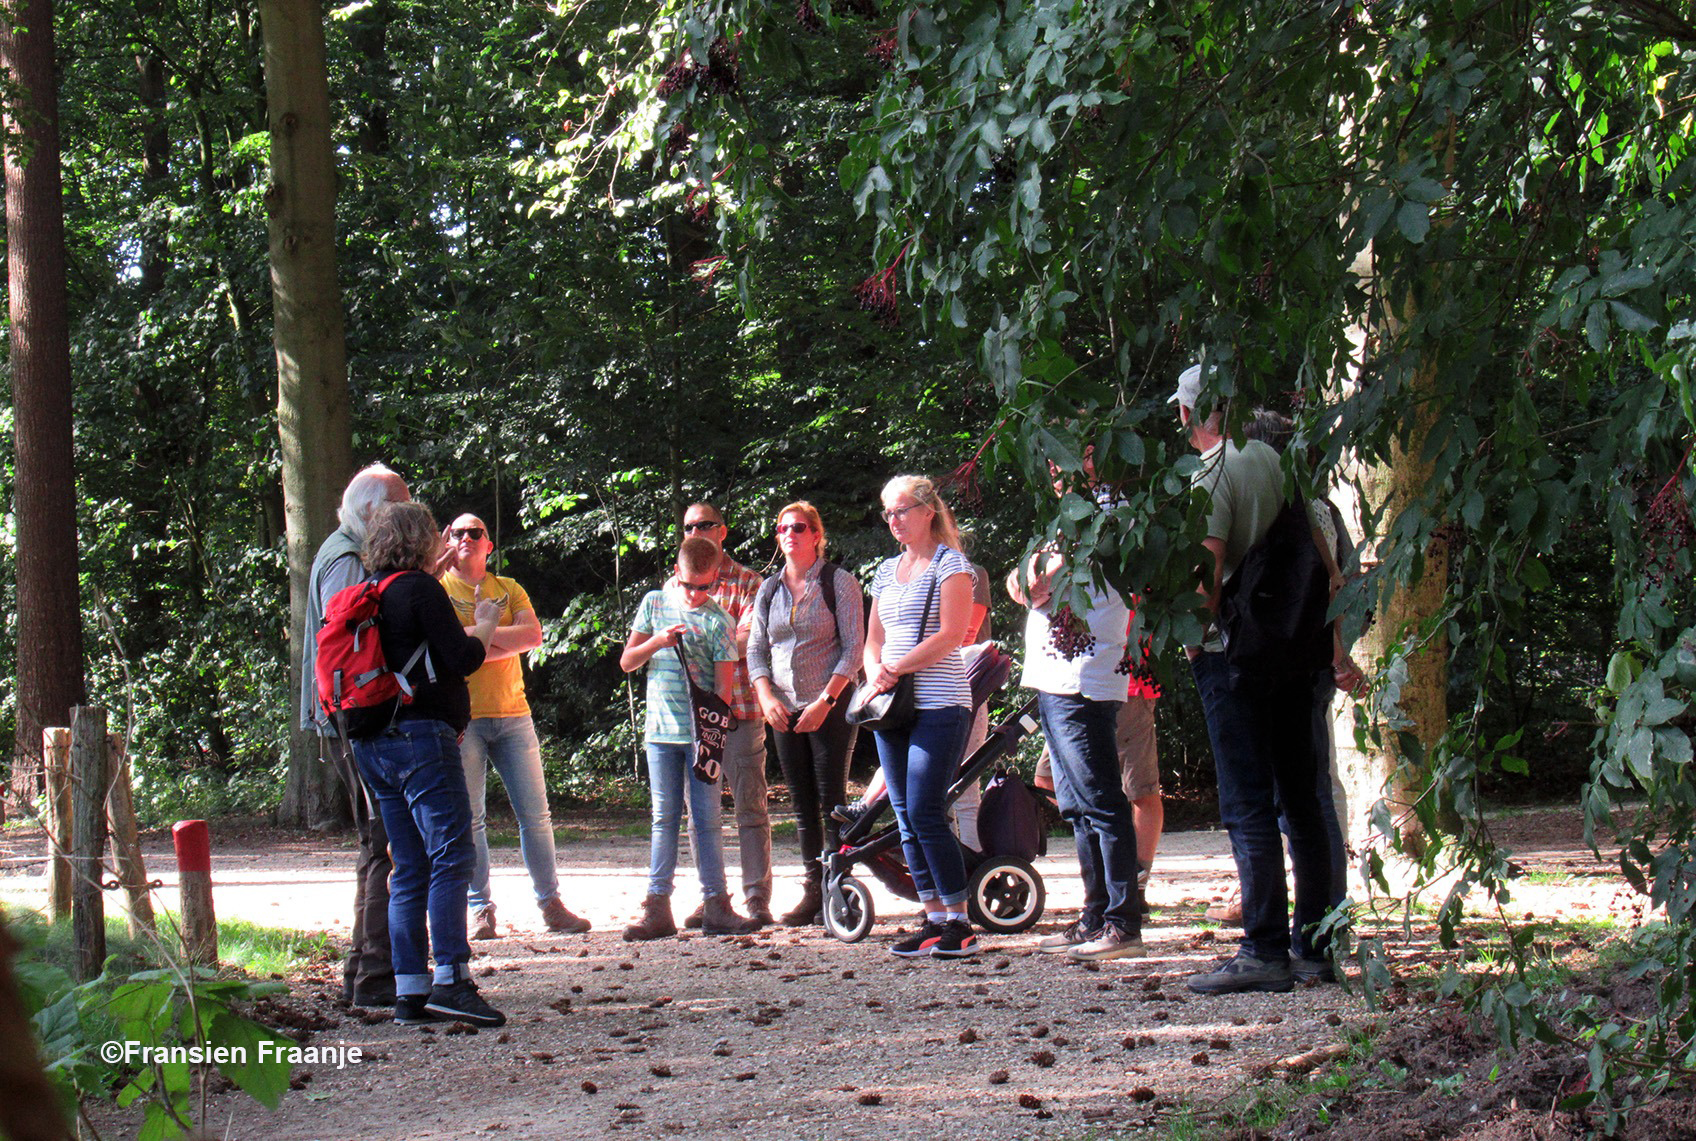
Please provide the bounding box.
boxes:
[822,655,1051,942]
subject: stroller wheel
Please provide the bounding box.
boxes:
[967,856,1046,934]
[823,875,875,943]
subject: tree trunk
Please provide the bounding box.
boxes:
[1335,378,1451,882]
[259,0,353,829]
[2,0,87,820]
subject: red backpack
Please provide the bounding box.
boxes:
[316,572,434,737]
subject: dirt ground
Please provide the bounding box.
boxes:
[0,806,1658,1140]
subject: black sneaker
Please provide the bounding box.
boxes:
[930,919,980,959]
[393,994,434,1024]
[1292,955,1337,984]
[1185,951,1293,995]
[831,801,871,827]
[889,919,946,958]
[423,979,507,1027]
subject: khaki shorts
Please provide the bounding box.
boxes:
[1115,696,1160,801]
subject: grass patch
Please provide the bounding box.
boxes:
[4,906,334,978]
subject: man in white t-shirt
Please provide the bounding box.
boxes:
[1009,552,1146,962]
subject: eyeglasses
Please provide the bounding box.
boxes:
[775,522,812,535]
[881,503,925,523]
[450,527,486,540]
[683,520,723,533]
[678,578,718,592]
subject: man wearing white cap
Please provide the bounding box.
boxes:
[1175,363,1334,994]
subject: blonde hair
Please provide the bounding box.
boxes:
[362,501,441,573]
[881,475,962,552]
[775,501,826,559]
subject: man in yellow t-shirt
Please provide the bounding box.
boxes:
[441,513,589,939]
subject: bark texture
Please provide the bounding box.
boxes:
[260,0,354,828]
[3,0,87,815]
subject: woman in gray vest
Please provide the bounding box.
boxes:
[748,502,866,925]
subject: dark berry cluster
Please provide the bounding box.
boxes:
[657,57,696,97]
[867,29,898,68]
[1047,606,1097,660]
[665,122,693,161]
[853,268,899,324]
[797,0,823,31]
[1644,466,1694,589]
[852,241,910,327]
[657,35,741,98]
[702,35,742,95]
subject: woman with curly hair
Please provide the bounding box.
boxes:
[350,500,505,1027]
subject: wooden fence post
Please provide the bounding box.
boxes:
[41,728,71,921]
[69,707,108,982]
[104,733,155,938]
[171,820,216,966]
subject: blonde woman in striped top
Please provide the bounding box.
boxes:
[863,475,979,957]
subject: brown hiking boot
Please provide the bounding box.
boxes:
[471,905,498,941]
[700,892,758,935]
[780,881,824,927]
[539,898,591,934]
[622,894,677,941]
[682,902,704,929]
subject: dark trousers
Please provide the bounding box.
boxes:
[1190,651,1332,961]
[771,699,857,884]
[1038,691,1141,935]
[323,733,393,998]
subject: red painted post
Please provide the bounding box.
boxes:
[171,820,217,965]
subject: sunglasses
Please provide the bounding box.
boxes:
[683,520,723,533]
[678,578,718,592]
[881,503,925,523]
[775,522,813,535]
[450,527,486,540]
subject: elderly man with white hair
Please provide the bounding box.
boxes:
[300,462,411,1007]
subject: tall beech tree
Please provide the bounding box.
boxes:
[260,0,353,829]
[2,0,86,811]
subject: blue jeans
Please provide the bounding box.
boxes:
[462,715,560,911]
[1190,651,1332,961]
[645,742,728,899]
[1038,692,1141,934]
[875,705,971,907]
[352,720,475,997]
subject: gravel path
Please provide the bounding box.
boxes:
[1,809,1626,1139]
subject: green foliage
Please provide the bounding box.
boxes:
[8,909,297,1140]
[591,0,1696,1120]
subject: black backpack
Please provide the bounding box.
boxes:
[1216,496,1332,679]
[977,764,1046,860]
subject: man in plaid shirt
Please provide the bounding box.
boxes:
[666,502,774,927]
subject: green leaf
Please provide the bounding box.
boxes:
[1608,300,1658,333]
[1059,491,1095,522]
[1396,200,1430,244]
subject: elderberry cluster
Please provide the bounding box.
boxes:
[867,29,898,68]
[1047,606,1096,661]
[796,0,823,31]
[1643,476,1694,589]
